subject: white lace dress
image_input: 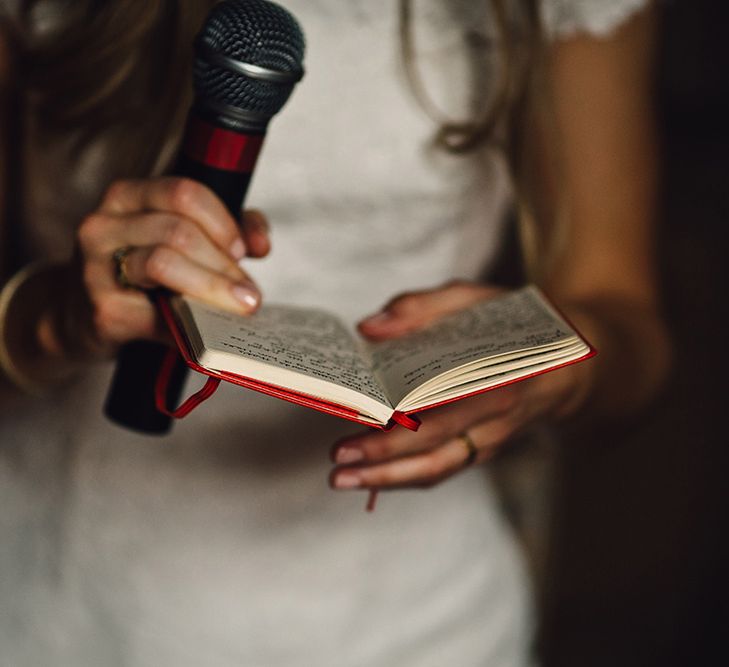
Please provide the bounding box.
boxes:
[0,1,648,665]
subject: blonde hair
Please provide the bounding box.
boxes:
[398,0,560,282]
[16,0,560,278]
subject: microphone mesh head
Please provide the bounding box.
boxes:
[194,0,305,120]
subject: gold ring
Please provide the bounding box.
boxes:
[459,431,478,466]
[112,246,137,290]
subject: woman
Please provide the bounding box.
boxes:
[0,1,670,665]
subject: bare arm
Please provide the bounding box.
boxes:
[543,3,671,417]
[330,6,672,490]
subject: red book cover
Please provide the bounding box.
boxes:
[154,291,595,433]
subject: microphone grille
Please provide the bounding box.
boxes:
[194,0,305,122]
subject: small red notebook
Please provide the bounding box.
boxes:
[154,285,595,431]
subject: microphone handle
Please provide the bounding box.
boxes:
[104,118,264,435]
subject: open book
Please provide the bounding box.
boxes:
[159,285,594,430]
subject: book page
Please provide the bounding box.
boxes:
[400,341,589,412]
[367,286,579,405]
[180,299,390,406]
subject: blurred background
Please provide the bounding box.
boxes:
[535,0,729,664]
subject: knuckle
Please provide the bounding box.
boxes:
[77,213,107,252]
[102,179,130,206]
[389,293,420,316]
[206,271,230,297]
[445,279,482,300]
[444,278,495,301]
[166,218,198,252]
[451,281,478,299]
[168,178,202,212]
[145,246,176,283]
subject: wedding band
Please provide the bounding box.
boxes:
[112,246,137,290]
[459,431,478,467]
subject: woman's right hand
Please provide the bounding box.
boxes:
[73,176,269,356]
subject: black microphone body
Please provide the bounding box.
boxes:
[103,117,264,435]
[104,0,304,434]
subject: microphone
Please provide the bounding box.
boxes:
[104,0,305,434]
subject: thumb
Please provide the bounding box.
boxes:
[358,281,501,341]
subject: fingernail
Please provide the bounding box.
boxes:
[231,284,259,309]
[335,472,361,489]
[335,447,363,464]
[230,237,246,261]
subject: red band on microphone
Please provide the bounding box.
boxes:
[183,117,265,173]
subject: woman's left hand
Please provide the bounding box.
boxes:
[329,281,591,491]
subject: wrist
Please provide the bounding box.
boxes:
[0,262,91,394]
[1,262,55,393]
[548,296,672,420]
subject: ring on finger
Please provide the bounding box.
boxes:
[458,430,479,467]
[112,246,140,291]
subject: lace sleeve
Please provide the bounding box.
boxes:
[539,0,652,40]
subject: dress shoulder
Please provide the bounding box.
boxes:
[539,0,652,39]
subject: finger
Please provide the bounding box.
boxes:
[331,415,518,491]
[358,281,503,340]
[86,287,168,346]
[88,212,248,283]
[331,387,519,464]
[119,245,260,313]
[241,209,271,258]
[82,256,187,347]
[330,436,471,490]
[460,417,519,465]
[99,177,246,261]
